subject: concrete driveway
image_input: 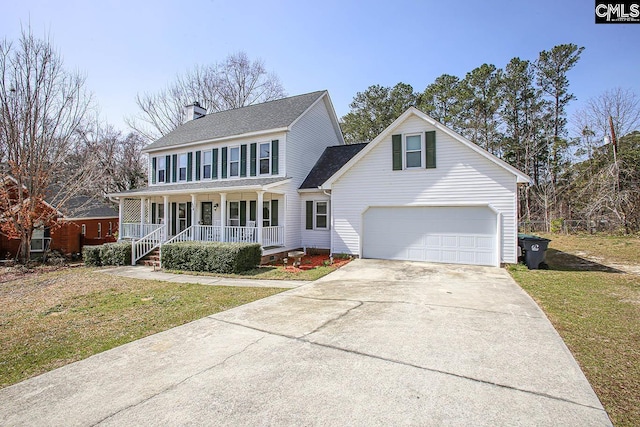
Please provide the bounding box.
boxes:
[0,259,611,426]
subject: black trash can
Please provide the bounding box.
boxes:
[518,234,551,270]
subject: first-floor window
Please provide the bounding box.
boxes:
[97,223,102,238]
[229,201,240,226]
[263,201,271,227]
[178,203,187,232]
[315,201,328,229]
[108,222,113,235]
[229,147,240,177]
[156,204,165,224]
[30,228,45,251]
[81,224,86,235]
[202,150,212,179]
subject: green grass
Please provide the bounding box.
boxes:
[509,236,640,427]
[0,267,285,388]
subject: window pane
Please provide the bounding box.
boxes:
[230,202,239,218]
[178,204,186,219]
[179,168,186,181]
[31,239,43,251]
[158,170,165,182]
[230,147,239,161]
[316,215,327,228]
[260,143,270,158]
[158,157,165,168]
[203,150,212,164]
[32,228,44,239]
[406,135,421,151]
[260,158,269,174]
[203,165,211,179]
[230,162,239,176]
[179,154,187,167]
[406,151,422,168]
[316,202,327,215]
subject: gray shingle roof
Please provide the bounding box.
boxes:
[144,91,327,151]
[60,195,119,218]
[299,143,368,189]
[110,177,291,197]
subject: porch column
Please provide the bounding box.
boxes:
[256,190,264,245]
[190,194,197,241]
[140,197,146,228]
[118,198,124,240]
[220,192,227,242]
[163,195,169,240]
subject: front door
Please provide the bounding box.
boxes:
[201,202,213,225]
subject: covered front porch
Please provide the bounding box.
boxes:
[113,185,287,264]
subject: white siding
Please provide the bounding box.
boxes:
[300,192,331,250]
[282,97,343,249]
[331,115,519,263]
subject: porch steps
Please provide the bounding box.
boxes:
[137,248,160,268]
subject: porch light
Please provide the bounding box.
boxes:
[213,203,219,211]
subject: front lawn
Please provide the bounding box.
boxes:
[0,267,286,389]
[509,234,640,427]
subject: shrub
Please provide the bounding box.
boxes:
[99,242,132,266]
[550,218,564,234]
[82,246,102,266]
[161,242,261,273]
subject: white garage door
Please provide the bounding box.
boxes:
[362,206,497,266]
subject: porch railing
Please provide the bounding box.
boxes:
[132,226,165,265]
[262,226,285,247]
[122,223,163,239]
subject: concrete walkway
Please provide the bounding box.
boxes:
[98,265,306,288]
[0,259,611,426]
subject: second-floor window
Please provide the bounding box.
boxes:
[229,147,240,177]
[178,153,188,181]
[202,150,212,179]
[259,142,270,175]
[157,156,166,183]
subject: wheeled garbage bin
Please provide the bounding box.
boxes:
[517,234,551,270]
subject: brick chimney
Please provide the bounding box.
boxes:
[184,101,206,122]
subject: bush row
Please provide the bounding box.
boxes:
[82,242,132,266]
[161,242,261,273]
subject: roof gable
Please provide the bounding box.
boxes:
[299,143,368,189]
[322,107,531,188]
[144,91,328,152]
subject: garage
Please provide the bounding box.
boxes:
[362,206,498,266]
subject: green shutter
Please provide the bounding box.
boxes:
[165,155,171,182]
[271,200,278,226]
[151,203,156,223]
[151,157,157,184]
[240,144,247,177]
[240,201,247,226]
[249,200,256,222]
[171,203,177,235]
[221,147,227,179]
[187,152,193,181]
[250,143,257,176]
[271,140,279,175]
[172,154,177,182]
[195,151,201,181]
[212,148,218,179]
[392,134,402,170]
[425,131,436,169]
[187,202,192,227]
[305,200,313,230]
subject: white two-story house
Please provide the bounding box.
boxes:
[110,91,345,263]
[110,90,530,267]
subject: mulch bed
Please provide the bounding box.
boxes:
[283,254,350,272]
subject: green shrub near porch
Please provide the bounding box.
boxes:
[161,242,261,274]
[82,242,132,266]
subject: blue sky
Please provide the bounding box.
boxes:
[2,0,638,134]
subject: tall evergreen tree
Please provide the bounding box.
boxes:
[419,74,465,131]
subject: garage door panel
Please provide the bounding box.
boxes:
[363,207,497,267]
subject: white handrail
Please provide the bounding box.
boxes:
[122,223,163,239]
[131,226,165,265]
[262,226,285,246]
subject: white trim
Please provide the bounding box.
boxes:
[321,107,531,189]
[142,128,289,154]
[108,179,292,199]
[403,132,424,169]
[258,141,272,176]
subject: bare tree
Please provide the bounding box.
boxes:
[0,27,98,262]
[127,52,286,142]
